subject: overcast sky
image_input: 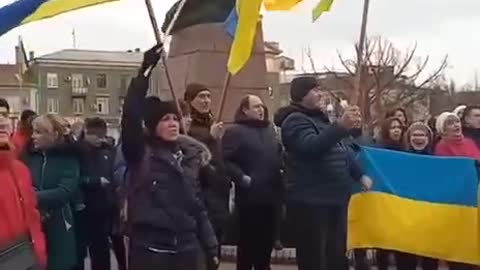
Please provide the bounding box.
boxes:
[0,0,479,85]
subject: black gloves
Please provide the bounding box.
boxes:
[139,43,163,77]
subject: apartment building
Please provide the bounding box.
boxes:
[30,49,144,131]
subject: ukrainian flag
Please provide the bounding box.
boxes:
[348,147,480,265]
[0,0,118,37]
[225,0,263,75]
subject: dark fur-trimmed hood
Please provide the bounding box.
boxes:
[178,135,212,167]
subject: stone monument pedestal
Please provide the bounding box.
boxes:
[153,23,270,121]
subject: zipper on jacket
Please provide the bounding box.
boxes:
[40,152,47,189]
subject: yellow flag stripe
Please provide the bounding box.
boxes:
[22,0,118,25]
[227,0,263,75]
[264,0,302,11]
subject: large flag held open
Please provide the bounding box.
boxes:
[349,147,480,265]
[0,0,118,37]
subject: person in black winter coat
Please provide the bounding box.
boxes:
[273,77,372,270]
[184,81,230,263]
[121,44,218,270]
[222,95,284,270]
[82,117,126,270]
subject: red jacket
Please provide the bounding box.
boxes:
[0,151,47,267]
[434,136,480,160]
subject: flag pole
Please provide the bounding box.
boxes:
[144,0,188,132]
[352,0,370,107]
[216,72,232,121]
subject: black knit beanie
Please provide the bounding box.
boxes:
[290,77,319,102]
[184,83,210,102]
[144,96,179,133]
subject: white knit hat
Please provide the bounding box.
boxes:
[435,112,459,135]
[453,105,467,117]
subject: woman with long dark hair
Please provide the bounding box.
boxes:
[377,117,405,151]
[385,108,408,127]
[376,117,405,270]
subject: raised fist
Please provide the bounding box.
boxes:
[338,105,361,129]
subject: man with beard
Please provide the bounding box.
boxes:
[273,77,372,270]
[184,83,230,268]
[0,98,46,269]
[223,95,284,270]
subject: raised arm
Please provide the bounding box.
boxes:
[121,44,163,164]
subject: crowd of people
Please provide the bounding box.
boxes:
[1,43,480,270]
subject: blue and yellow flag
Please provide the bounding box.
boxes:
[348,147,480,265]
[225,0,263,75]
[0,0,118,37]
[224,5,238,39]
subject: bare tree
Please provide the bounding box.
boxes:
[308,37,448,127]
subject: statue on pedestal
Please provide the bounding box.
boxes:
[156,0,269,121]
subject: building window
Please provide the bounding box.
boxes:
[72,73,83,89]
[120,75,130,91]
[96,74,107,88]
[72,98,85,114]
[119,97,125,114]
[47,73,58,89]
[96,97,109,115]
[47,98,59,113]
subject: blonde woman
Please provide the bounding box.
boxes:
[23,114,80,270]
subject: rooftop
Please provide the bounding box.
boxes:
[0,64,20,85]
[35,49,143,65]
[264,41,283,55]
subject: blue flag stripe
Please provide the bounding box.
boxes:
[0,0,47,37]
[359,147,479,207]
[224,7,238,38]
